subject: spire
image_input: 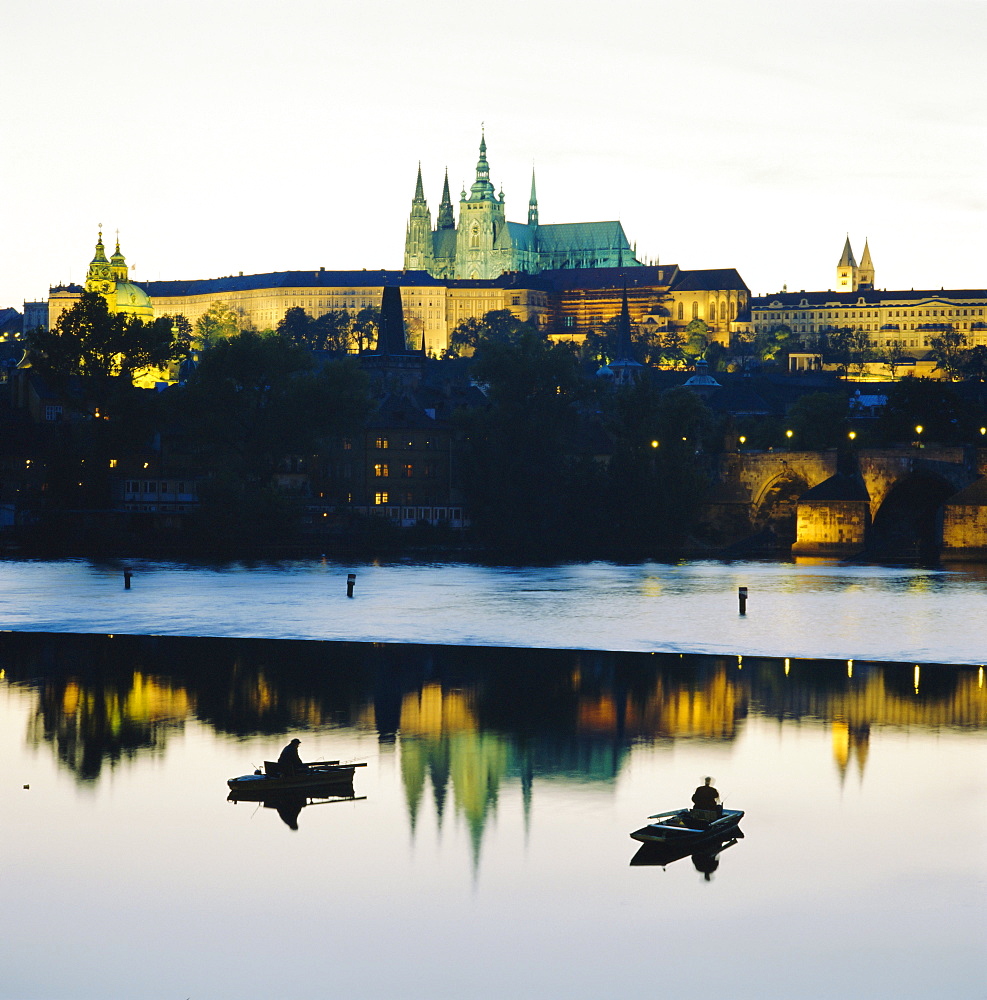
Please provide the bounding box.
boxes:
[528,167,538,227]
[376,285,412,355]
[860,238,873,269]
[838,235,857,268]
[615,287,634,362]
[413,162,425,203]
[91,228,109,265]
[469,129,496,201]
[437,168,455,229]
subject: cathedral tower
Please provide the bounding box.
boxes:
[404,165,434,272]
[455,132,508,279]
[528,168,539,228]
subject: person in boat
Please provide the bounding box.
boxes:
[691,776,721,816]
[277,738,307,776]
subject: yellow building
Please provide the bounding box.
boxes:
[751,239,987,355]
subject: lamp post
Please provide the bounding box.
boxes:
[915,424,924,448]
[785,429,794,449]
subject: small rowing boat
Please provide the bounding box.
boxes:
[227,759,367,795]
[629,806,744,846]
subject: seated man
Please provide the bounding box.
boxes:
[277,738,306,776]
[691,776,721,819]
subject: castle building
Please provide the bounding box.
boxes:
[404,134,642,279]
[750,238,987,355]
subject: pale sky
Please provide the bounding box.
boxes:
[2,0,984,309]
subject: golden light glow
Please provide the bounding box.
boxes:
[914,665,921,693]
[650,440,659,449]
[739,435,746,445]
[847,659,853,678]
[915,425,924,435]
[784,658,790,675]
[785,429,793,439]
[848,431,857,441]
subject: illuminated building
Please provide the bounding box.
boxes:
[404,133,641,279]
[750,237,987,358]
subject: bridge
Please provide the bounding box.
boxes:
[707,446,987,560]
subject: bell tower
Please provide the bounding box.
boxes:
[403,165,434,272]
[857,238,874,289]
[84,229,117,308]
[455,131,507,279]
[836,236,859,292]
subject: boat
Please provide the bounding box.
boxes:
[629,807,745,847]
[629,832,743,869]
[227,759,367,795]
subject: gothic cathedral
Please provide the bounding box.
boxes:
[404,134,641,280]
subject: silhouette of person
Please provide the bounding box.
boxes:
[691,776,720,813]
[278,738,305,776]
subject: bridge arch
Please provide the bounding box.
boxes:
[869,472,957,561]
[752,472,811,542]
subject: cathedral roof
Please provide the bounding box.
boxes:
[505,221,535,252]
[534,221,632,252]
[838,237,857,268]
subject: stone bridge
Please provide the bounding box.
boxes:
[707,447,987,559]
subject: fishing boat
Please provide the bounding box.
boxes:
[629,807,744,847]
[227,759,366,795]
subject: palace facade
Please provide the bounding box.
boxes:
[750,238,987,353]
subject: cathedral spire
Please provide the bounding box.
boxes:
[528,167,538,227]
[858,237,874,289]
[437,168,455,229]
[469,129,495,201]
[413,162,426,203]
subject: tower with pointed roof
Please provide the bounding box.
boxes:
[837,236,859,291]
[857,239,875,289]
[83,230,153,320]
[405,165,434,273]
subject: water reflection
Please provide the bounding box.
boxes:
[629,834,744,878]
[3,632,986,859]
[227,785,367,831]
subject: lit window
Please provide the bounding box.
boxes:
[374,492,389,505]
[374,464,389,478]
[402,464,413,478]
[375,437,389,449]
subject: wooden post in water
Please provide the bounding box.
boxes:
[124,568,132,590]
[738,586,747,615]
[346,573,356,598]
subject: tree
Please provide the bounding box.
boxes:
[755,324,794,362]
[927,324,967,380]
[277,307,354,354]
[449,309,538,356]
[194,301,241,348]
[26,291,186,414]
[959,344,987,381]
[875,377,975,444]
[784,391,848,450]
[176,330,371,481]
[352,306,380,353]
[880,341,910,380]
[683,319,709,359]
[825,326,874,376]
[580,315,662,367]
[458,331,587,557]
[659,328,687,368]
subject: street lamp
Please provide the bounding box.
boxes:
[785,429,794,448]
[848,431,857,441]
[650,440,659,449]
[915,424,924,449]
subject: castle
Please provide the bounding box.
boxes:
[403,133,642,279]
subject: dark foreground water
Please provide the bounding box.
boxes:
[1,633,984,1000]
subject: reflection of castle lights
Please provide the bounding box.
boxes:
[914,665,921,693]
[980,666,984,689]
[784,658,790,676]
[847,659,853,679]
[737,655,743,670]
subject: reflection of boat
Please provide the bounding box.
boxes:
[227,783,367,830]
[630,832,743,869]
[629,807,745,847]
[227,759,367,794]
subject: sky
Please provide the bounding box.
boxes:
[2,0,984,309]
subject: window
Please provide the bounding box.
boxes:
[375,437,389,449]
[45,405,63,422]
[692,301,699,321]
[402,464,413,478]
[374,464,389,478]
[374,492,389,505]
[342,438,352,451]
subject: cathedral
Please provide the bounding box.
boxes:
[403,134,642,279]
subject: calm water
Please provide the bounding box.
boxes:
[0,557,985,662]
[1,633,984,1000]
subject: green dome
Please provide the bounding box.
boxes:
[114,281,154,318]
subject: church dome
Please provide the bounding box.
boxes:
[114,281,154,319]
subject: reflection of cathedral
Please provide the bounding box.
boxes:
[404,133,641,279]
